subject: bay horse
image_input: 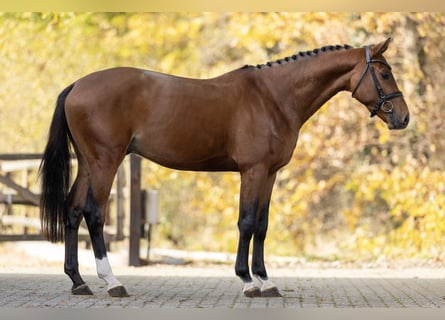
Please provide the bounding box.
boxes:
[40,38,409,298]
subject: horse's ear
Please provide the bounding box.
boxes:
[370,37,392,57]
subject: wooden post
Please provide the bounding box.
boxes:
[129,154,142,266]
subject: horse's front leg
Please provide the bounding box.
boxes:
[235,197,260,297]
[235,168,279,297]
[251,174,282,297]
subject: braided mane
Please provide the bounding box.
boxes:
[241,44,354,70]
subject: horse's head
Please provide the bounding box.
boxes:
[351,38,410,130]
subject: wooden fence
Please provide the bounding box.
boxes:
[0,153,146,265]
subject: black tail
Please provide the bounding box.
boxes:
[40,83,75,243]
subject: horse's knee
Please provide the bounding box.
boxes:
[238,214,256,238]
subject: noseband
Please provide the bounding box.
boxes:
[351,46,403,117]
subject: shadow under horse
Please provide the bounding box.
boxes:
[40,38,409,298]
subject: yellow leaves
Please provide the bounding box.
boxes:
[376,122,390,145]
[343,163,445,258]
[159,51,178,74]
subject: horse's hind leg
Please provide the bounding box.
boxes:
[64,166,93,295]
[84,157,129,297]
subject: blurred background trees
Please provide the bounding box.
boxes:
[1,12,444,261]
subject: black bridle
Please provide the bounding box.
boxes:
[351,45,403,117]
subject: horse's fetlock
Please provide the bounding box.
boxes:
[252,269,265,278]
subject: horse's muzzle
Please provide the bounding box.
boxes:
[388,112,410,130]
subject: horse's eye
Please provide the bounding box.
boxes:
[380,72,390,80]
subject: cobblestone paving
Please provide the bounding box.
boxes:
[1,266,445,308]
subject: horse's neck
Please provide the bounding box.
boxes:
[261,49,359,129]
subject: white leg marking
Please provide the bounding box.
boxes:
[96,257,122,290]
[255,276,276,291]
[243,281,258,294]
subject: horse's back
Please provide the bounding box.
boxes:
[64,67,248,171]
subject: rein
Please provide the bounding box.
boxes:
[351,46,403,117]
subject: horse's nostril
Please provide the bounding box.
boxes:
[403,113,410,126]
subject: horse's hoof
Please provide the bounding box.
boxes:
[243,286,262,298]
[108,285,129,297]
[261,287,283,297]
[72,283,93,295]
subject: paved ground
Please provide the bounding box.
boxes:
[1,265,445,308]
[1,241,445,309]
